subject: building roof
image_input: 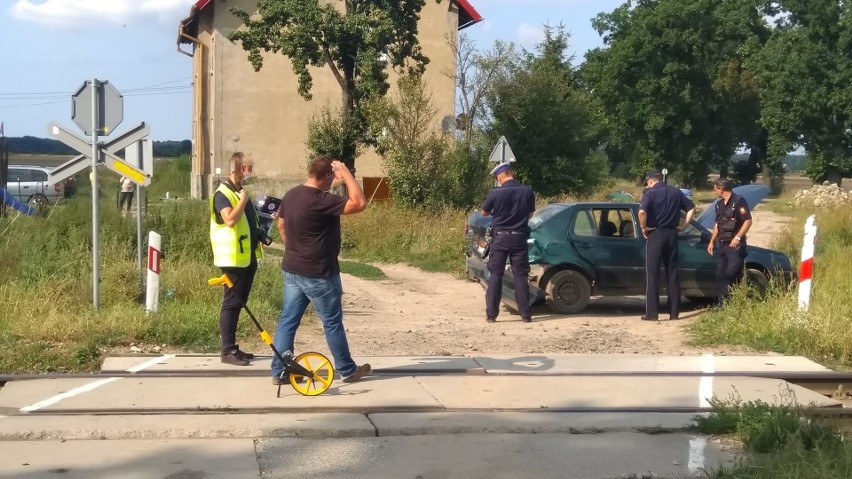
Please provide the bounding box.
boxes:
[179,0,481,45]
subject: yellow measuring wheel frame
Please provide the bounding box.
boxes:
[289,352,335,396]
[208,274,335,396]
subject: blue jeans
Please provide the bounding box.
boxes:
[271,272,357,378]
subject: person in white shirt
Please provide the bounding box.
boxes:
[118,176,134,214]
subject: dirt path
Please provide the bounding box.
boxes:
[285,206,790,358]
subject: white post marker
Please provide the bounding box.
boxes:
[798,215,817,311]
[146,231,162,313]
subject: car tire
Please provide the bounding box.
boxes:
[745,268,770,297]
[546,270,591,314]
[28,194,49,213]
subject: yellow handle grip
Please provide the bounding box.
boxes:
[207,274,234,288]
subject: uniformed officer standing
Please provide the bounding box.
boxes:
[480,161,536,323]
[638,171,696,321]
[707,177,752,303]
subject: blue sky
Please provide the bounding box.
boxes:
[0,0,624,141]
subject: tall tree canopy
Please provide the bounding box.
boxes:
[228,0,439,171]
[486,26,602,197]
[581,0,770,187]
[753,0,852,185]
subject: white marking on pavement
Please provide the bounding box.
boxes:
[688,436,708,473]
[20,354,175,413]
[699,353,715,408]
[127,354,176,373]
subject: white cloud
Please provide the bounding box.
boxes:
[10,0,195,27]
[517,23,545,49]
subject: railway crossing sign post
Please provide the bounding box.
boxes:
[47,79,153,309]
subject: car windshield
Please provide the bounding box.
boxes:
[529,204,568,228]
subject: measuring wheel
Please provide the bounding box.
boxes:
[290,352,334,396]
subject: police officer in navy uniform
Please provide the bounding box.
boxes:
[707,177,752,303]
[638,171,696,321]
[480,161,536,323]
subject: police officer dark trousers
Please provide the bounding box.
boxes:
[638,171,696,321]
[480,161,536,323]
[708,178,752,303]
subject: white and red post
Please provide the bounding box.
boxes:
[797,215,817,311]
[146,231,162,313]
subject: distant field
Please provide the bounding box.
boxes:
[8,153,75,167]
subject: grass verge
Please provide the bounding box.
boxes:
[695,397,851,478]
[688,205,852,366]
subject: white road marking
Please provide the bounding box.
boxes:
[699,353,715,408]
[19,354,175,413]
[688,437,708,473]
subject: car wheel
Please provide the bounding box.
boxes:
[686,296,715,305]
[546,270,591,314]
[28,194,49,213]
[745,268,770,297]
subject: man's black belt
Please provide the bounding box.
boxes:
[495,230,526,235]
[652,225,677,229]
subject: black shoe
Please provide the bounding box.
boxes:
[234,350,255,360]
[486,317,497,323]
[641,315,659,321]
[221,351,250,366]
[521,317,532,323]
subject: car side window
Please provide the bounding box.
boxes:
[7,169,28,182]
[572,210,596,237]
[573,208,636,239]
[30,169,48,182]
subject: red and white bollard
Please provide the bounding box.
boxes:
[797,215,817,311]
[146,231,162,313]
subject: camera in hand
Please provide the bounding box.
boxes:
[257,227,273,246]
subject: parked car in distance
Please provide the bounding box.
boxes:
[5,165,64,209]
[465,185,795,314]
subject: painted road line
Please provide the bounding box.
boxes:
[688,437,708,473]
[19,354,175,413]
[699,353,715,408]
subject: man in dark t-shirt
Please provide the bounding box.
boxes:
[270,155,372,385]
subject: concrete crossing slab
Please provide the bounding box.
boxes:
[473,354,831,374]
[2,374,838,414]
[0,439,260,479]
[416,375,839,409]
[99,355,482,374]
[0,413,375,440]
[7,376,442,413]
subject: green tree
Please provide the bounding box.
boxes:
[752,0,852,186]
[582,0,770,188]
[228,0,439,171]
[486,25,603,197]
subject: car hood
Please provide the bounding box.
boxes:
[696,184,770,230]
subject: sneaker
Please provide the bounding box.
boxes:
[221,351,250,366]
[234,350,255,360]
[521,317,532,323]
[486,317,497,323]
[640,315,659,321]
[341,363,371,383]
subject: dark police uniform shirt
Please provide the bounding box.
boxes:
[639,182,695,228]
[714,193,751,242]
[482,179,536,232]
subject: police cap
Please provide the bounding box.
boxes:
[490,161,513,176]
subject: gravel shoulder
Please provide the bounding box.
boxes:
[284,205,791,358]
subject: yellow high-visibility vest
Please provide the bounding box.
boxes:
[209,184,263,267]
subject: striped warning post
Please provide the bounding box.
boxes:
[146,231,162,314]
[797,215,817,311]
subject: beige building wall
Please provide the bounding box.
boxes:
[191,0,461,198]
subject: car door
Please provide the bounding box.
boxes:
[6,168,30,202]
[569,206,645,293]
[677,220,716,297]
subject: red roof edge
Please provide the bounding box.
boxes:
[194,0,213,10]
[456,0,483,30]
